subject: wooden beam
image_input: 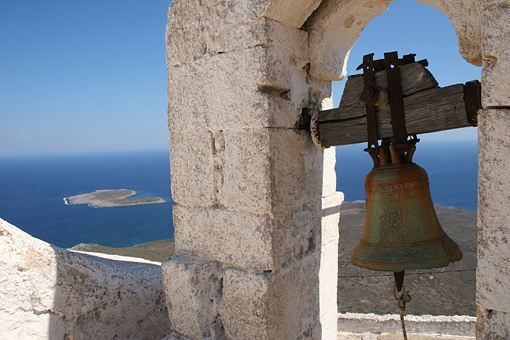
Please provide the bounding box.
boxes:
[320,62,439,123]
[318,82,480,147]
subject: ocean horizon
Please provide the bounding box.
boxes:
[0,140,478,249]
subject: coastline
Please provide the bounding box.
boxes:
[64,189,166,208]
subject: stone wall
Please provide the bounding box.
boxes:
[0,218,170,339]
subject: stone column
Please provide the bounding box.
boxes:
[476,2,510,338]
[162,1,342,339]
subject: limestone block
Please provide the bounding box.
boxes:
[271,199,322,270]
[161,255,222,340]
[173,169,335,274]
[0,218,170,340]
[167,32,309,132]
[170,131,216,207]
[166,0,269,66]
[220,253,325,340]
[477,109,510,314]
[481,1,510,107]
[175,196,334,272]
[221,128,272,212]
[220,269,271,339]
[167,3,308,66]
[173,205,275,271]
[476,308,510,340]
[222,128,324,214]
[268,253,322,340]
[269,192,340,272]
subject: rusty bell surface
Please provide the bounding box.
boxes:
[351,143,463,272]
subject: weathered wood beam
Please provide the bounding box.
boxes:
[318,81,480,147]
[320,62,439,123]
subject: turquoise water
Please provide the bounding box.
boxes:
[0,140,477,248]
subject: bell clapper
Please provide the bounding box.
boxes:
[393,271,411,340]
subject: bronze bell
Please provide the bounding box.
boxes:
[351,140,463,272]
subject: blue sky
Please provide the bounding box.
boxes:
[0,0,481,157]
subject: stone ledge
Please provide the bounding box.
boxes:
[337,313,476,338]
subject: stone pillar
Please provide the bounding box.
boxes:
[162,1,342,339]
[476,3,510,338]
[477,109,510,339]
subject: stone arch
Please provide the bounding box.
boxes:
[164,0,510,338]
[298,0,482,81]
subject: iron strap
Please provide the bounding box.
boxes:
[384,52,408,152]
[360,53,382,160]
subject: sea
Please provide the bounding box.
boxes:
[0,140,478,249]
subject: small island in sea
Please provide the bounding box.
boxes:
[64,189,166,208]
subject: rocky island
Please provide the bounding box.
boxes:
[64,189,166,208]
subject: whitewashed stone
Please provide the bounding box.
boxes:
[161,255,222,339]
[0,218,170,340]
[173,205,275,271]
[477,109,510,315]
[170,131,215,207]
[481,1,510,107]
[222,128,324,214]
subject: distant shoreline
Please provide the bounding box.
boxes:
[64,189,166,208]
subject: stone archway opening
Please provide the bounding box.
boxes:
[326,0,481,318]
